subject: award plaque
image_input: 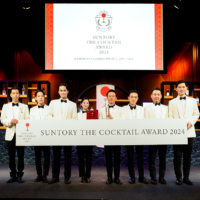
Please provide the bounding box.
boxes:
[87,110,98,119]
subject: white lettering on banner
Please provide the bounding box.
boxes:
[16,119,187,146]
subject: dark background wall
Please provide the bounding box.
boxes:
[0,1,200,166]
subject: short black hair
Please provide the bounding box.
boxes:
[106,89,117,97]
[35,90,45,97]
[58,83,69,91]
[81,97,90,104]
[176,80,187,87]
[128,89,139,97]
[10,86,20,94]
[151,87,162,94]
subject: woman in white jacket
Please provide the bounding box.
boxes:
[77,97,93,183]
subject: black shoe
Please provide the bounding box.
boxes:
[43,176,49,183]
[86,178,91,183]
[114,177,122,184]
[139,177,149,184]
[129,177,135,184]
[7,177,17,183]
[48,178,59,184]
[175,178,182,185]
[150,179,157,185]
[64,178,71,184]
[183,178,193,185]
[106,177,113,184]
[159,178,167,184]
[34,176,43,182]
[18,177,24,183]
[81,177,86,183]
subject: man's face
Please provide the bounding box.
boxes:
[10,89,20,102]
[35,92,45,105]
[128,92,138,105]
[58,86,68,99]
[107,92,117,105]
[151,90,162,103]
[176,83,187,96]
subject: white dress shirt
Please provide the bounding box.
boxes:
[60,98,68,119]
[108,104,115,116]
[12,103,20,120]
[38,104,45,119]
[129,104,137,119]
[178,95,186,116]
[153,103,162,119]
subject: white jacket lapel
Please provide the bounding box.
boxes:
[43,105,48,120]
[18,103,23,119]
[8,102,14,119]
[35,106,41,120]
[78,112,83,120]
[175,97,183,119]
[126,105,132,119]
[184,97,190,118]
[161,105,167,119]
[63,100,70,119]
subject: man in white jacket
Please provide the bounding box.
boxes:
[168,80,199,185]
[30,90,50,183]
[144,87,168,185]
[46,83,77,184]
[1,86,30,183]
[99,89,122,184]
[121,89,149,184]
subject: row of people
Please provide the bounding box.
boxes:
[1,80,199,186]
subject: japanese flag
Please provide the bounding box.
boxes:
[96,84,115,111]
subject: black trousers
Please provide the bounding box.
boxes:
[127,145,145,179]
[34,146,50,177]
[52,146,72,179]
[148,145,167,180]
[173,138,194,179]
[6,135,24,177]
[77,146,93,178]
[105,146,121,179]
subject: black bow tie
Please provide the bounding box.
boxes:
[180,96,186,100]
[108,104,115,108]
[129,105,136,110]
[61,99,67,103]
[12,103,19,107]
[38,105,44,108]
[82,111,87,114]
[154,103,161,106]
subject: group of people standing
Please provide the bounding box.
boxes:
[1,80,199,186]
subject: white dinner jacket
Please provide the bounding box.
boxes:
[144,103,168,119]
[46,99,77,120]
[121,104,144,119]
[1,102,30,141]
[98,104,122,119]
[77,111,87,120]
[168,96,200,138]
[30,104,49,120]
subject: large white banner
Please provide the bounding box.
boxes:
[16,119,187,146]
[52,4,156,70]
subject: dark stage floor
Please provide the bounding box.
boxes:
[0,165,200,200]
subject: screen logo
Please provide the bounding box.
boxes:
[95,10,112,32]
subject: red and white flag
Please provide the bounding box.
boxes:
[96,84,115,111]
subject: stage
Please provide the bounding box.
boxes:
[0,165,200,200]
